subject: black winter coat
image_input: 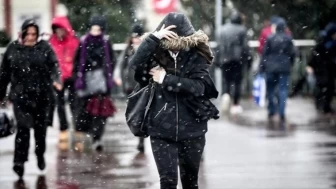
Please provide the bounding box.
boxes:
[130,33,219,141]
[308,39,336,84]
[260,32,295,74]
[0,40,60,102]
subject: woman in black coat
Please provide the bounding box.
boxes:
[130,13,219,189]
[0,19,61,178]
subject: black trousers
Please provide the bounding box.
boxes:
[56,78,76,131]
[221,61,243,105]
[13,98,49,163]
[150,136,206,189]
[315,78,335,113]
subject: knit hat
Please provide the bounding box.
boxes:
[89,15,107,32]
[131,24,144,37]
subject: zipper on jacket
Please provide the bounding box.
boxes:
[169,51,179,142]
[154,102,167,118]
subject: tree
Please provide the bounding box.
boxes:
[60,0,139,43]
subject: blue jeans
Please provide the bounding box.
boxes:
[266,73,289,119]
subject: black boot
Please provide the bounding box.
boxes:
[37,156,45,171]
[13,163,24,178]
[137,137,145,153]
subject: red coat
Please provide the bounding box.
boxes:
[258,26,292,55]
[49,16,79,81]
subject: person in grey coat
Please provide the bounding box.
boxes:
[217,11,252,114]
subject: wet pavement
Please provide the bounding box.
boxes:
[1,98,336,188]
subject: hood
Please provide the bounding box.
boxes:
[276,18,286,33]
[270,15,281,24]
[89,15,107,32]
[230,12,242,24]
[156,12,195,37]
[52,16,75,36]
[143,30,214,64]
[325,22,336,38]
[21,19,39,40]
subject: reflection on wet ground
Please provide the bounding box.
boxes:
[2,98,336,188]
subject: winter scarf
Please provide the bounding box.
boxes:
[75,34,113,90]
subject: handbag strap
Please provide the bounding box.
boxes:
[140,82,156,131]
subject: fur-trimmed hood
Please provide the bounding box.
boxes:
[142,30,214,64]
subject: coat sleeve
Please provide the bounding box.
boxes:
[162,55,219,99]
[130,34,161,87]
[259,37,271,72]
[0,44,13,101]
[46,44,61,84]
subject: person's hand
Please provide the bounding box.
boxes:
[53,82,63,91]
[149,66,166,84]
[153,25,178,41]
[306,66,314,74]
[114,78,122,86]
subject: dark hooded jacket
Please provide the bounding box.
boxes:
[0,20,60,103]
[217,12,251,67]
[260,19,296,74]
[308,22,336,83]
[130,13,219,141]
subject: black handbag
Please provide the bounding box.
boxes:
[0,111,15,138]
[125,82,155,137]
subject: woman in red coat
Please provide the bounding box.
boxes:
[49,16,79,150]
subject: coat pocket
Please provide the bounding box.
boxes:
[152,102,175,131]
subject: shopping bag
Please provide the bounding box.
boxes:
[252,74,266,107]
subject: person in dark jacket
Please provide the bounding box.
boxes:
[0,19,62,178]
[113,23,146,152]
[73,15,116,152]
[307,22,336,114]
[49,16,79,150]
[260,18,295,125]
[130,12,219,189]
[218,11,252,114]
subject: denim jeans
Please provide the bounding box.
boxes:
[266,73,289,118]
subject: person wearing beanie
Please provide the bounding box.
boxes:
[129,12,219,188]
[0,19,62,178]
[260,18,296,126]
[113,23,145,152]
[73,15,116,152]
[307,22,336,114]
[49,16,79,151]
[217,11,252,115]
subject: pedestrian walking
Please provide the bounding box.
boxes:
[260,18,296,126]
[0,19,62,178]
[73,15,116,152]
[129,12,219,189]
[217,11,252,114]
[49,16,79,150]
[307,22,336,114]
[113,23,147,152]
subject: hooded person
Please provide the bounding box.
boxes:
[260,18,296,126]
[0,19,61,178]
[129,12,219,189]
[73,15,116,152]
[217,11,252,115]
[113,23,147,152]
[308,22,336,113]
[49,16,79,150]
